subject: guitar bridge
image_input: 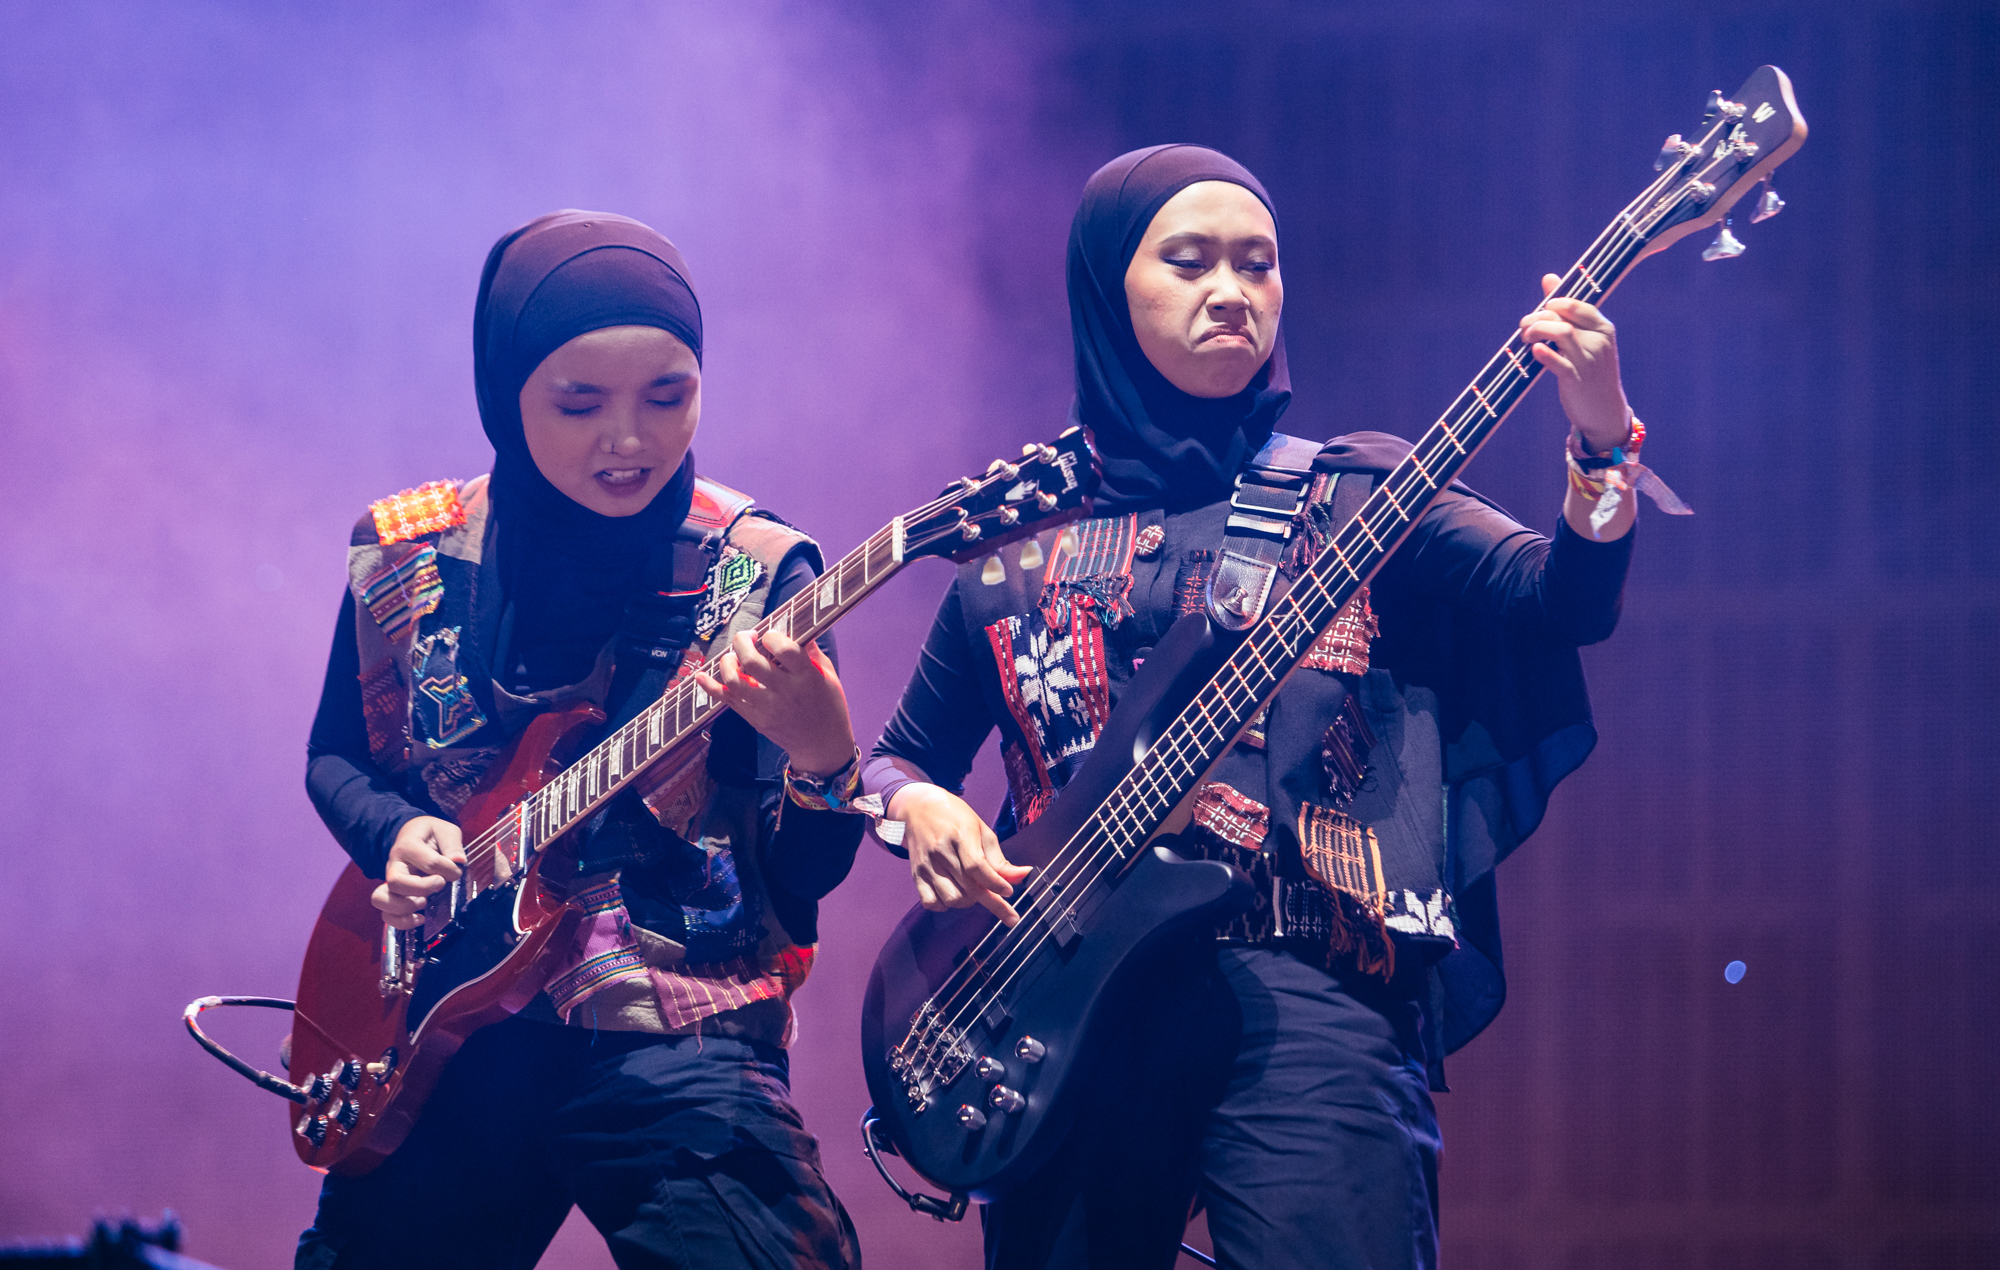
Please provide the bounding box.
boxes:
[889,1000,974,1115]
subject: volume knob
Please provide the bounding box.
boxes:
[1013,1036,1046,1063]
[975,1056,1005,1082]
[987,1085,1025,1114]
[956,1104,988,1131]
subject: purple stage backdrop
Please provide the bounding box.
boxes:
[2,3,1994,1268]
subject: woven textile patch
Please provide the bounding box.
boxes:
[1299,585,1379,675]
[358,657,407,767]
[1298,803,1395,977]
[650,955,787,1031]
[695,547,762,641]
[421,747,500,816]
[987,601,1112,779]
[370,480,466,546]
[1190,781,1271,850]
[359,544,443,644]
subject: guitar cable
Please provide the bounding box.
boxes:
[182,995,308,1104]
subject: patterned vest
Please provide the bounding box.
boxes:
[345,475,821,1042]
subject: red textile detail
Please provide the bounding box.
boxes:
[369,480,466,546]
[1300,585,1379,675]
[358,658,406,767]
[649,955,787,1031]
[1190,780,1271,850]
[987,620,1056,822]
[1065,601,1114,738]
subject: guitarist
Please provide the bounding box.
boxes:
[297,212,864,1269]
[865,147,1655,1269]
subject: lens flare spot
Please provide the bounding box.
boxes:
[1724,960,1747,984]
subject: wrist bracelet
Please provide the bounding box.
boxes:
[784,747,882,816]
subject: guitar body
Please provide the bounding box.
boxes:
[287,703,597,1174]
[862,613,1256,1198]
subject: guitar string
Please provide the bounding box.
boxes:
[903,209,1673,1078]
[428,466,1058,922]
[904,141,1719,1028]
[896,169,1709,1080]
[901,185,1698,1078]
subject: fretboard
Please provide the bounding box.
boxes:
[1082,180,1695,852]
[471,517,909,880]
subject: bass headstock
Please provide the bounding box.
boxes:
[902,426,1092,565]
[1631,64,1808,262]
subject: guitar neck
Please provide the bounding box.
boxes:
[516,517,909,853]
[1089,176,1699,847]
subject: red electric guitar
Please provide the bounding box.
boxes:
[276,433,1088,1174]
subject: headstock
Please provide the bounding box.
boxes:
[901,426,1092,564]
[1630,65,1808,263]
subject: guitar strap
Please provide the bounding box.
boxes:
[1205,432,1324,630]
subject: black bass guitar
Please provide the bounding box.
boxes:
[860,67,1807,1207]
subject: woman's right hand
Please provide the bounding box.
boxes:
[891,783,1032,927]
[371,815,466,931]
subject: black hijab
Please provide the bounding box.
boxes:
[1068,145,1292,512]
[472,210,703,686]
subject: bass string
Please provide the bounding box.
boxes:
[900,180,1696,1068]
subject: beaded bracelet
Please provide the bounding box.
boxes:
[1567,413,1644,470]
[783,748,882,816]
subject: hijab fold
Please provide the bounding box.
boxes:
[1068,145,1292,512]
[472,211,703,687]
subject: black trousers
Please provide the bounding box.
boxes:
[981,945,1440,1270]
[296,1015,859,1270]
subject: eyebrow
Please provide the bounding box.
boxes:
[1155,230,1277,251]
[549,372,692,394]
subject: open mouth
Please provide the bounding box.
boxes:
[593,466,653,495]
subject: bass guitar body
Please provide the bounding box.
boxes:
[286,703,598,1175]
[862,612,1256,1199]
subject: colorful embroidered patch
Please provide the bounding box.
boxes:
[370,480,466,546]
[1173,550,1216,617]
[1300,585,1379,675]
[1191,781,1271,850]
[359,544,443,643]
[410,625,486,748]
[650,955,787,1031]
[1134,523,1166,558]
[1320,694,1378,806]
[1040,513,1138,626]
[1298,803,1396,978]
[358,657,407,767]
[1298,804,1386,911]
[548,945,652,1019]
[695,546,762,640]
[987,602,1111,780]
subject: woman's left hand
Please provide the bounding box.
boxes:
[693,628,857,776]
[1521,272,1631,453]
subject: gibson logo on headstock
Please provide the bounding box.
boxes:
[1008,449,1081,502]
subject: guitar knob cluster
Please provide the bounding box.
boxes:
[987,1085,1025,1114]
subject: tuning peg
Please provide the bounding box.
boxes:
[1750,176,1784,223]
[1654,133,1684,172]
[987,460,1021,481]
[1701,218,1746,262]
[1702,90,1723,123]
[1035,490,1058,512]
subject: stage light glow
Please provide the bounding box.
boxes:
[1724,960,1747,984]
